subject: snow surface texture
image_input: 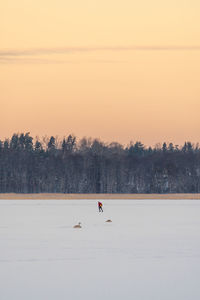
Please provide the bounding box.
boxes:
[0,199,200,300]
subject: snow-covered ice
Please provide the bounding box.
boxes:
[0,199,200,300]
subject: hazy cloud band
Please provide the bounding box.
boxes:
[1,46,200,64]
[1,45,200,57]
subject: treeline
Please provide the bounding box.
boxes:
[0,133,200,193]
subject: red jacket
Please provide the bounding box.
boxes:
[98,202,102,207]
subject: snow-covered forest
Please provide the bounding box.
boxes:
[0,133,200,193]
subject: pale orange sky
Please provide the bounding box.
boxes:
[1,0,200,146]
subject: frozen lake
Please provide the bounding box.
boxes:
[0,199,200,300]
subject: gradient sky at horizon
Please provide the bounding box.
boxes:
[1,0,200,146]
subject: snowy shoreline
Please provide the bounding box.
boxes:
[0,193,200,200]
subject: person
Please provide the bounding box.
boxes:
[98,201,103,212]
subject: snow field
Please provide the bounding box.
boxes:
[0,199,200,300]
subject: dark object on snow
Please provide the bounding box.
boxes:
[73,222,82,228]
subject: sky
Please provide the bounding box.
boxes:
[1,0,200,146]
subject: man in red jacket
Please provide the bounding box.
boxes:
[98,201,103,212]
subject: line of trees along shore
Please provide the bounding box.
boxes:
[0,133,200,193]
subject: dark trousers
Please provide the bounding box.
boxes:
[99,206,103,212]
